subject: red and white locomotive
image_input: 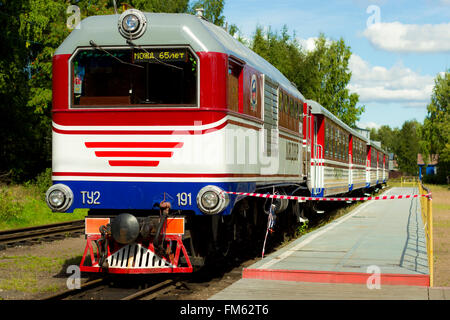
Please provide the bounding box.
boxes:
[46,10,388,274]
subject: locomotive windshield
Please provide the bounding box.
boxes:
[71,47,198,107]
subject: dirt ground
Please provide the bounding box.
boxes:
[0,236,88,300]
[0,235,253,300]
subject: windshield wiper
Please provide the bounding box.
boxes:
[89,40,144,69]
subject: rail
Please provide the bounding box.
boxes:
[0,220,84,246]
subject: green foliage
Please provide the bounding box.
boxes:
[420,71,449,183]
[0,188,24,221]
[392,120,422,175]
[296,221,308,236]
[0,0,208,182]
[369,125,399,153]
[131,0,189,13]
[32,167,52,200]
[0,0,51,181]
[189,0,225,26]
[300,35,364,126]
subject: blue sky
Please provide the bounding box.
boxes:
[222,0,450,129]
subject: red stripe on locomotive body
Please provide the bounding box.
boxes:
[95,151,174,158]
[52,120,228,135]
[108,160,160,167]
[85,142,184,148]
[52,172,301,178]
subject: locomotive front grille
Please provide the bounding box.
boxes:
[107,243,172,269]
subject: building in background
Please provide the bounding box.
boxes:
[417,154,439,180]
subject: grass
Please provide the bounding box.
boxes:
[425,183,450,287]
[387,180,450,286]
[0,254,83,293]
[0,183,87,230]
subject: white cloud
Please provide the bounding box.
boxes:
[297,37,317,52]
[358,121,381,130]
[348,54,434,105]
[363,22,450,53]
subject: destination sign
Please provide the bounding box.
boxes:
[133,49,188,63]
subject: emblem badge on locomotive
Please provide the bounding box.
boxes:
[47,9,388,274]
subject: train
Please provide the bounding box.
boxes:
[46,9,388,274]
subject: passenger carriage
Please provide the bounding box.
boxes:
[305,100,370,197]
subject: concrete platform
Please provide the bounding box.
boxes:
[210,187,440,300]
[209,279,450,300]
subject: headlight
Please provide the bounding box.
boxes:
[122,14,139,32]
[48,190,65,208]
[45,184,74,212]
[201,191,219,210]
[197,185,229,215]
[118,9,147,39]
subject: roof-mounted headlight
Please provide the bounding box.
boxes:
[122,14,140,33]
[118,9,147,39]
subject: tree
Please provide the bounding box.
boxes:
[128,0,189,13]
[189,0,225,26]
[420,70,449,183]
[298,35,364,126]
[393,120,422,175]
[251,25,303,82]
[0,0,48,181]
[0,0,196,181]
[369,125,398,153]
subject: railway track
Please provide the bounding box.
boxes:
[41,277,180,300]
[0,220,84,247]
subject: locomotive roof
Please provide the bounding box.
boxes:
[55,12,304,101]
[306,99,369,143]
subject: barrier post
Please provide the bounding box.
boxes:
[428,196,434,287]
[419,182,433,287]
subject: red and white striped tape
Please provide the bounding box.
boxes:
[222,191,432,202]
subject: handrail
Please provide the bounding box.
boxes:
[312,143,323,195]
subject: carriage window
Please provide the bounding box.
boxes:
[352,140,356,163]
[279,92,283,112]
[71,48,198,107]
[284,95,288,113]
[289,98,295,117]
[331,127,336,158]
[338,130,341,160]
